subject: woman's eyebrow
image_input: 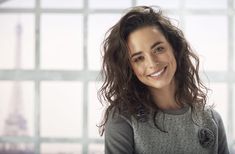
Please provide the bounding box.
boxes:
[150,41,163,49]
[130,41,163,58]
[131,52,142,58]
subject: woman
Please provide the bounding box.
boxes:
[98,6,229,154]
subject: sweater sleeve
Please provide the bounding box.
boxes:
[105,111,134,154]
[211,110,230,154]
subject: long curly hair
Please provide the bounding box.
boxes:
[98,6,208,135]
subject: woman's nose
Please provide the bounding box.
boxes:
[145,55,158,68]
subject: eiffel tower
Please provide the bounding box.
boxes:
[0,18,33,154]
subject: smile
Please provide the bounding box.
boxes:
[148,67,167,78]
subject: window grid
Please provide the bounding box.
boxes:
[34,0,40,153]
[0,0,234,153]
[227,0,235,148]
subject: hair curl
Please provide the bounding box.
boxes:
[98,6,208,135]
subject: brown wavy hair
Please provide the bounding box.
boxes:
[98,6,208,135]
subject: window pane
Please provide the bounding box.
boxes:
[89,0,131,9]
[88,144,104,154]
[232,143,235,154]
[137,0,180,9]
[41,14,83,70]
[0,81,34,137]
[41,81,83,137]
[0,143,34,153]
[234,84,235,142]
[207,83,228,132]
[88,14,121,70]
[167,14,181,28]
[41,0,83,8]
[41,143,82,154]
[88,82,104,139]
[185,0,227,9]
[0,0,35,8]
[234,17,235,71]
[185,15,228,71]
[0,14,35,69]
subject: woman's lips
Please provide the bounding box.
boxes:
[148,66,167,78]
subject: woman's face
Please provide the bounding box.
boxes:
[127,26,177,91]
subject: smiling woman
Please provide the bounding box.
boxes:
[98,6,229,154]
[128,26,177,106]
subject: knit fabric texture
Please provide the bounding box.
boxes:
[105,105,229,154]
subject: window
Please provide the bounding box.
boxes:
[0,0,234,153]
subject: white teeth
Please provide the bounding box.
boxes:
[150,68,165,77]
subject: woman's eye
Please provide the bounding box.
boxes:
[154,47,164,53]
[133,56,144,63]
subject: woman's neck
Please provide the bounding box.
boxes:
[149,80,181,110]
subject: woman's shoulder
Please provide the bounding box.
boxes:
[203,106,223,125]
[106,106,132,126]
[191,105,224,128]
[104,107,135,153]
[204,106,229,153]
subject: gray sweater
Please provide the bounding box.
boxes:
[105,105,229,154]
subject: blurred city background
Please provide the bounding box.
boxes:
[0,0,235,153]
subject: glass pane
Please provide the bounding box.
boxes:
[167,14,181,28]
[137,0,180,9]
[41,14,83,70]
[0,14,35,69]
[0,143,34,154]
[41,81,83,137]
[185,0,227,9]
[41,0,83,8]
[185,15,228,71]
[41,143,82,154]
[89,0,131,9]
[88,82,104,139]
[234,84,235,142]
[0,0,35,8]
[234,17,235,71]
[88,14,121,70]
[88,144,104,154]
[232,143,235,154]
[207,83,228,133]
[0,81,34,137]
